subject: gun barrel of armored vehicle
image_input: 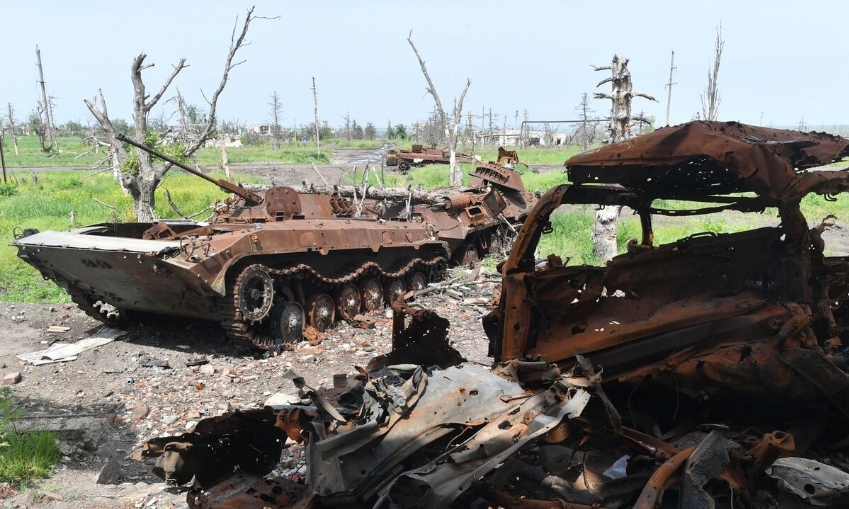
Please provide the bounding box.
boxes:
[114,133,263,206]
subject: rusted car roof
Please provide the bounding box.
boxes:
[566,120,849,204]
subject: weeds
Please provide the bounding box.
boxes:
[0,388,59,484]
[193,141,331,165]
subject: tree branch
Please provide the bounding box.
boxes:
[407,30,447,144]
[631,92,658,102]
[83,89,128,162]
[183,5,259,159]
[145,58,188,112]
[596,76,613,88]
[164,188,187,219]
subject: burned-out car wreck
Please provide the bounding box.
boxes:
[142,121,849,508]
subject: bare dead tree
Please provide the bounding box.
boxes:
[593,54,657,142]
[219,134,232,182]
[592,54,656,263]
[575,93,595,151]
[35,46,56,149]
[268,91,283,150]
[84,6,270,221]
[344,112,351,142]
[407,30,470,187]
[700,24,724,121]
[6,103,19,155]
[311,77,320,157]
[175,87,189,145]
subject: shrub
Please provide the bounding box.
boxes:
[0,183,17,197]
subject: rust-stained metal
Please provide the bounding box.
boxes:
[11,142,536,350]
[186,474,308,509]
[141,355,840,508]
[141,407,286,488]
[385,144,476,173]
[486,121,849,416]
[136,121,849,508]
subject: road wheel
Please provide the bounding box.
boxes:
[269,300,304,348]
[406,271,427,293]
[307,294,335,332]
[236,266,275,323]
[360,279,384,312]
[336,284,362,321]
[385,278,407,306]
[461,244,480,267]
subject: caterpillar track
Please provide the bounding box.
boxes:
[221,254,447,350]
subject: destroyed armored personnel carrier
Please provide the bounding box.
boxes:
[385,144,476,173]
[12,136,536,350]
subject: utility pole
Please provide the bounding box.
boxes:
[467,110,476,156]
[0,131,6,183]
[759,111,765,126]
[665,50,676,126]
[311,77,320,157]
[35,45,55,149]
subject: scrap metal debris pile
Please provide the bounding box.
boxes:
[10,137,536,351]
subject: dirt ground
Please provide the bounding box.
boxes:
[0,146,494,509]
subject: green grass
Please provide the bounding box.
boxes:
[1,135,103,167]
[536,210,748,266]
[2,135,333,168]
[0,388,59,484]
[0,170,262,302]
[193,141,330,165]
[348,168,406,188]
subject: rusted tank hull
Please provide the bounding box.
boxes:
[13,217,449,348]
[15,232,220,321]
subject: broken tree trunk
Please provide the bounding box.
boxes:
[7,103,18,156]
[219,135,231,182]
[407,31,470,187]
[591,54,656,263]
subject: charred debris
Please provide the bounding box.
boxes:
[11,138,536,351]
[136,122,849,508]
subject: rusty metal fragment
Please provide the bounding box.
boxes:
[142,407,285,488]
[366,298,463,371]
[186,473,308,509]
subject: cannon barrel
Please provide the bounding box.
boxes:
[114,133,263,205]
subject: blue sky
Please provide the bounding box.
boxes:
[2,0,846,130]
